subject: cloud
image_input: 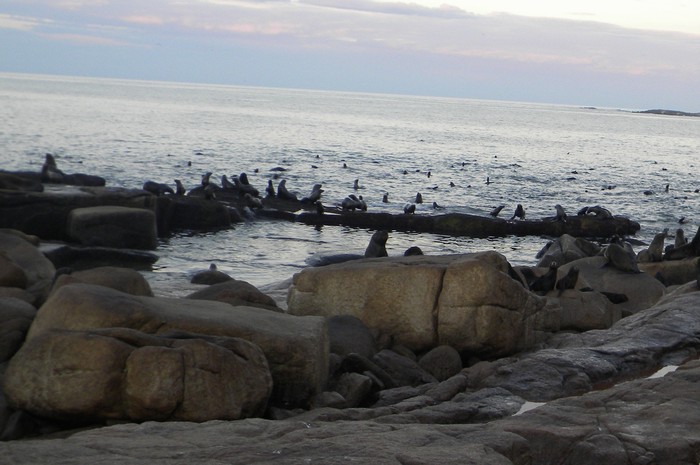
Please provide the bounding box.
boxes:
[0,14,44,31]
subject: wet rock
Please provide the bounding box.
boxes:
[67,206,158,250]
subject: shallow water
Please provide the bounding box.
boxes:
[1,72,698,293]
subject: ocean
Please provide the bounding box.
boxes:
[1,72,698,295]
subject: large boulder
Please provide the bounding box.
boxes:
[554,289,622,331]
[50,266,153,297]
[67,206,158,250]
[638,257,700,286]
[0,297,37,363]
[3,327,271,422]
[0,231,55,303]
[25,283,327,407]
[288,252,551,357]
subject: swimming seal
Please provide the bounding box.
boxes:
[364,230,389,258]
[415,192,423,204]
[190,263,233,285]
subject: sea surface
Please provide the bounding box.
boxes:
[1,72,698,295]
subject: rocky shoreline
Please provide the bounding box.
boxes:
[2,162,700,464]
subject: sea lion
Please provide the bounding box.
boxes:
[510,204,525,220]
[190,263,233,285]
[40,153,65,183]
[432,201,444,210]
[586,205,612,219]
[415,192,423,204]
[382,192,389,203]
[276,179,298,201]
[244,193,263,209]
[364,230,389,258]
[174,179,186,195]
[301,183,324,203]
[266,179,275,197]
[353,179,360,190]
[142,180,175,196]
[675,228,687,248]
[341,194,364,211]
[221,175,237,190]
[604,242,640,273]
[203,184,216,200]
[535,241,553,259]
[555,266,579,295]
[315,201,324,215]
[201,171,212,186]
[404,246,424,256]
[403,203,416,214]
[577,206,590,216]
[648,228,668,262]
[554,204,567,222]
[529,262,558,295]
[489,205,505,217]
[233,174,260,197]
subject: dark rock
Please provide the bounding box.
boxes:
[418,345,463,381]
[372,349,438,387]
[327,315,377,358]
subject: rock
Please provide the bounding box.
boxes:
[554,289,622,331]
[0,287,38,306]
[333,372,373,408]
[289,252,551,357]
[25,283,327,408]
[418,345,463,381]
[436,252,548,356]
[0,231,55,303]
[42,244,159,270]
[372,349,438,387]
[326,315,377,358]
[3,327,272,423]
[557,256,665,315]
[0,171,43,192]
[67,206,158,250]
[0,253,27,289]
[0,297,37,363]
[187,279,279,310]
[310,391,347,410]
[50,266,153,296]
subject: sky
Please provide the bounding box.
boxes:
[1,0,699,110]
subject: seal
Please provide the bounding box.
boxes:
[382,192,389,203]
[190,263,233,285]
[276,179,298,201]
[674,228,687,249]
[244,193,263,209]
[554,204,567,222]
[555,266,579,295]
[315,201,324,215]
[648,228,668,262]
[40,153,65,183]
[234,173,260,197]
[265,179,275,197]
[301,183,324,204]
[529,262,557,295]
[142,180,175,196]
[489,205,505,217]
[585,205,612,219]
[174,179,186,195]
[403,203,416,214]
[364,230,389,258]
[353,179,361,190]
[604,241,640,273]
[415,192,423,204]
[510,204,525,220]
[221,175,237,190]
[432,201,445,210]
[201,171,212,186]
[341,194,365,211]
[404,246,424,256]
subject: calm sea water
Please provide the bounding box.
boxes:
[1,73,698,295]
